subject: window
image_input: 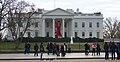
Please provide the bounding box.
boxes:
[27,32,31,37]
[89,22,92,28]
[65,22,67,28]
[46,22,49,28]
[89,32,92,37]
[65,32,67,38]
[35,32,38,37]
[97,22,99,28]
[82,22,85,28]
[46,32,49,37]
[75,32,78,37]
[82,32,85,38]
[97,32,100,38]
[35,22,38,27]
[75,22,77,28]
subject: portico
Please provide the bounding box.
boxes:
[42,8,74,38]
[42,18,73,38]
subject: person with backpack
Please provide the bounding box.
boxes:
[34,43,38,56]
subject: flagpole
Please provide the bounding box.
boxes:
[54,0,55,8]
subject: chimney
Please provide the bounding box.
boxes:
[76,8,79,13]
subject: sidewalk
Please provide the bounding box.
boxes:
[0,52,115,60]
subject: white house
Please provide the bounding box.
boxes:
[22,8,103,39]
[4,8,103,40]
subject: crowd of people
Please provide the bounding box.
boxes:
[24,42,70,60]
[24,42,120,60]
[84,42,120,60]
[84,42,101,56]
[104,42,120,60]
[46,42,68,57]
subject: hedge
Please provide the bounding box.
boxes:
[18,37,104,43]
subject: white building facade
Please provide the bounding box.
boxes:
[24,8,103,39]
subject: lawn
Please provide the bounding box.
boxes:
[0,41,105,51]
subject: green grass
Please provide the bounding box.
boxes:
[0,41,105,51]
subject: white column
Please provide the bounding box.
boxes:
[70,19,74,44]
[42,19,45,37]
[62,18,65,38]
[71,19,74,37]
[53,18,55,38]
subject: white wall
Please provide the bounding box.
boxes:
[74,18,103,39]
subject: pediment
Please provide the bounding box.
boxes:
[43,8,74,16]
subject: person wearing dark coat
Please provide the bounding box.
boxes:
[61,45,65,57]
[49,43,53,53]
[34,43,38,56]
[24,42,28,54]
[96,43,101,56]
[24,42,30,54]
[84,42,89,55]
[110,42,116,60]
[56,44,60,56]
[46,42,50,55]
[52,43,56,55]
[116,43,120,60]
[40,42,44,60]
[27,42,31,54]
[104,42,109,60]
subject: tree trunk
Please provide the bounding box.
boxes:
[15,40,20,49]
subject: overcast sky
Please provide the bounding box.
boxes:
[25,0,120,19]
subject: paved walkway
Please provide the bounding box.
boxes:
[0,52,117,60]
[0,59,120,62]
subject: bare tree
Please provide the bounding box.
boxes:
[104,17,118,42]
[7,0,35,48]
[116,22,120,38]
[0,0,16,31]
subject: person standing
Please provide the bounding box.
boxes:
[27,42,31,54]
[61,44,65,57]
[46,42,50,55]
[24,42,28,54]
[49,43,53,53]
[34,43,38,56]
[116,43,120,60]
[96,43,101,56]
[56,44,60,56]
[64,43,68,52]
[84,42,89,55]
[40,42,44,60]
[64,43,67,55]
[110,42,116,60]
[104,42,109,60]
[52,43,56,55]
[91,43,97,56]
